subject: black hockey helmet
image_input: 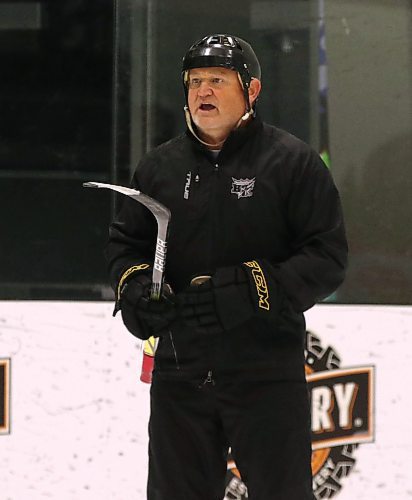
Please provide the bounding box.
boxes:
[182,34,261,114]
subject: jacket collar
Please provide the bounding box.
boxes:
[186,115,263,160]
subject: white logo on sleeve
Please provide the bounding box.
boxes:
[183,171,192,199]
[231,177,255,199]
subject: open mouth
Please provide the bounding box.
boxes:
[199,104,216,111]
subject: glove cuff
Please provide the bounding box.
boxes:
[113,263,152,316]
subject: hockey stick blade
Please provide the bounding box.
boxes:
[83,182,170,224]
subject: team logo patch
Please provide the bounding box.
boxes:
[0,358,10,435]
[224,331,375,499]
[231,177,255,199]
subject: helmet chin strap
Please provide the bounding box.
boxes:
[184,106,225,149]
[237,108,255,126]
[184,105,254,149]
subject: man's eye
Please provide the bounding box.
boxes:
[211,78,223,85]
[189,79,201,88]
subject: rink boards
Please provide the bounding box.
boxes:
[0,301,411,499]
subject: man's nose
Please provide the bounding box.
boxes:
[197,81,213,97]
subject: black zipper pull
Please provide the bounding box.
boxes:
[199,370,215,388]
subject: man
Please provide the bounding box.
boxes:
[106,34,348,500]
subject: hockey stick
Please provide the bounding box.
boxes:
[83,181,171,383]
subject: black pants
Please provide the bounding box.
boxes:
[147,374,314,500]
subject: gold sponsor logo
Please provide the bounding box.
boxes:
[244,260,270,310]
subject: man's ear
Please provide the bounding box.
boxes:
[248,78,262,106]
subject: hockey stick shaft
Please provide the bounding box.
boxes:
[83,181,171,382]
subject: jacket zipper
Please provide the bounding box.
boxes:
[211,162,219,264]
[196,161,220,390]
[208,164,220,386]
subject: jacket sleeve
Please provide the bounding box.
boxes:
[104,160,158,294]
[251,150,348,314]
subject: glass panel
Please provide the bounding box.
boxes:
[2,0,411,304]
[0,0,114,299]
[325,0,412,304]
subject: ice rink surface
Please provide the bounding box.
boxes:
[1,301,411,499]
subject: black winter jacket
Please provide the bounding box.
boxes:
[105,117,348,382]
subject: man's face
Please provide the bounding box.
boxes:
[187,67,247,143]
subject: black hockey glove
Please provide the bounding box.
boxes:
[178,260,281,335]
[118,266,176,340]
[177,266,255,335]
